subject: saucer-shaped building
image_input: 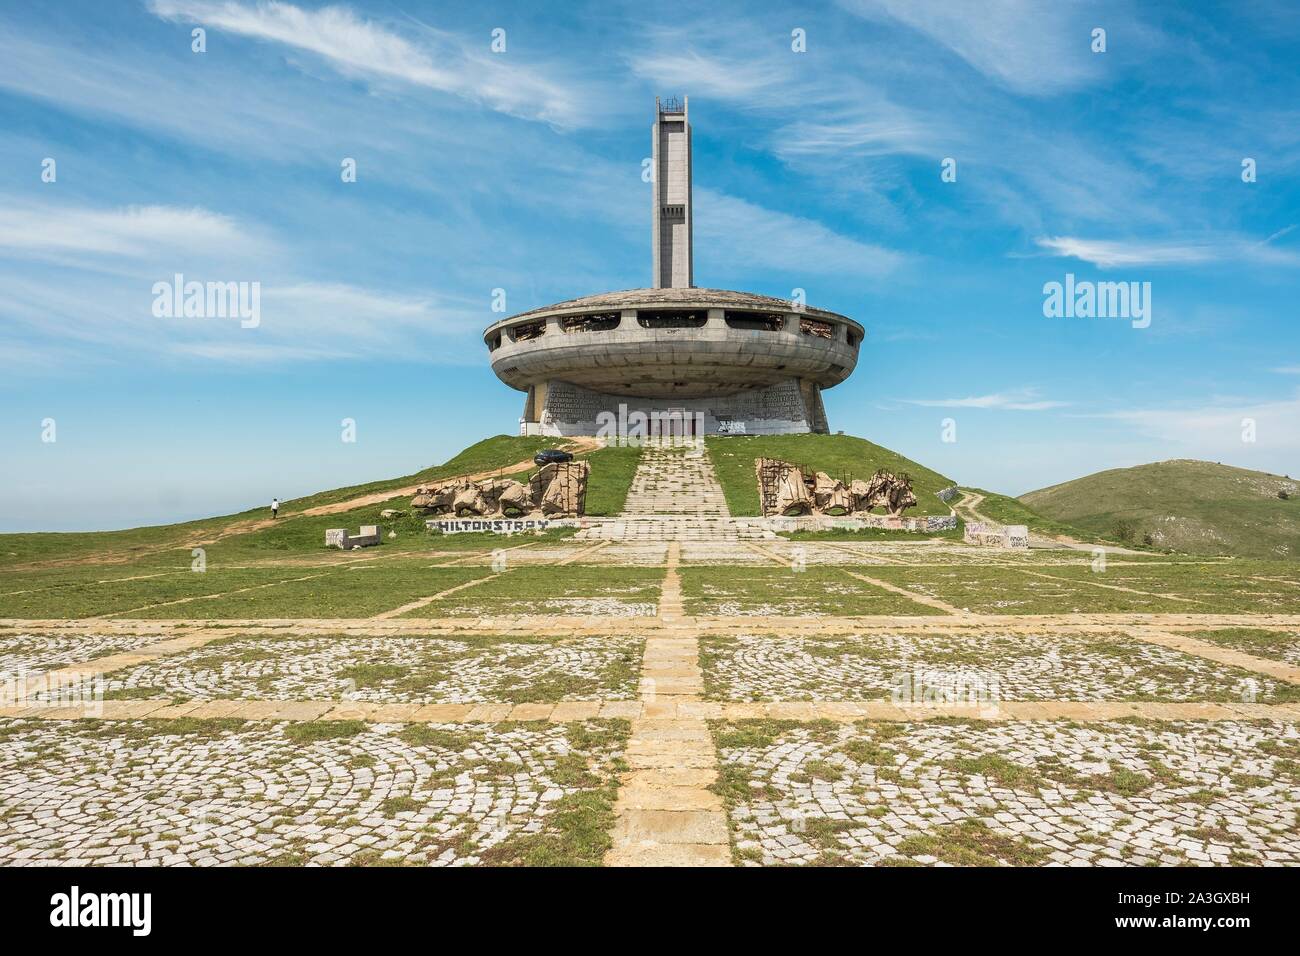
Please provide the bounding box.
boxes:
[484,97,863,437]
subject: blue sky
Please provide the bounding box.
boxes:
[1,0,1298,531]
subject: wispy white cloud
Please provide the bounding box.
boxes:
[1272,365,1300,375]
[0,203,260,259]
[257,282,480,342]
[1034,234,1300,268]
[901,388,1068,411]
[840,0,1101,94]
[629,22,933,161]
[1092,392,1300,450]
[773,107,934,160]
[630,48,788,101]
[0,267,482,370]
[147,0,592,127]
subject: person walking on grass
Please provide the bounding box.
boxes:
[271,497,279,520]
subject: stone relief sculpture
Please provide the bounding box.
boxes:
[412,460,589,518]
[756,458,917,518]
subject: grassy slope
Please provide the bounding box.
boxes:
[581,444,641,516]
[0,435,635,568]
[964,488,1102,543]
[705,434,956,516]
[1020,459,1300,558]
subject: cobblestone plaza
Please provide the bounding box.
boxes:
[3,440,1298,867]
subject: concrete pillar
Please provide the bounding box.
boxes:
[652,96,692,289]
[534,381,549,420]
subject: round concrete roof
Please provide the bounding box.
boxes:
[487,287,857,331]
[482,287,864,399]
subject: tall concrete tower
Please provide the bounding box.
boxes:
[651,96,692,289]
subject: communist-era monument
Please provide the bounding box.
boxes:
[484,97,864,437]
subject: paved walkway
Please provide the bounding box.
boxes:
[623,440,730,516]
[605,543,731,866]
[579,439,772,541]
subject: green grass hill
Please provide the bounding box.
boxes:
[704,433,956,516]
[0,436,637,569]
[1020,459,1300,559]
[958,488,1102,543]
[1,432,965,569]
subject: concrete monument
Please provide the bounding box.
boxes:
[484,97,864,438]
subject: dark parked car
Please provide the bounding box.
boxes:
[533,448,574,467]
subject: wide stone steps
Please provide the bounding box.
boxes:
[622,439,731,517]
[576,517,774,541]
[577,438,774,541]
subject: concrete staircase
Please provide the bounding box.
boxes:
[623,439,730,516]
[578,438,774,541]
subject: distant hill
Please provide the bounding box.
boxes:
[957,488,1103,543]
[1020,459,1300,558]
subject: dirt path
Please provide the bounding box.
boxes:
[177,436,603,548]
[955,490,1146,555]
[21,437,602,570]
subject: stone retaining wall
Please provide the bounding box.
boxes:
[766,514,958,534]
[964,521,1030,549]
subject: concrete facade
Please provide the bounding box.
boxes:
[484,97,863,437]
[652,96,692,290]
[534,378,824,437]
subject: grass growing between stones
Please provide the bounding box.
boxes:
[680,566,944,617]
[886,820,1051,867]
[281,720,368,743]
[99,632,645,703]
[854,565,1227,615]
[403,565,663,618]
[0,717,631,868]
[698,630,1300,703]
[1033,563,1300,613]
[1184,628,1300,664]
[76,717,250,742]
[475,720,631,867]
[0,568,327,620]
[708,717,1300,867]
[124,566,492,620]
